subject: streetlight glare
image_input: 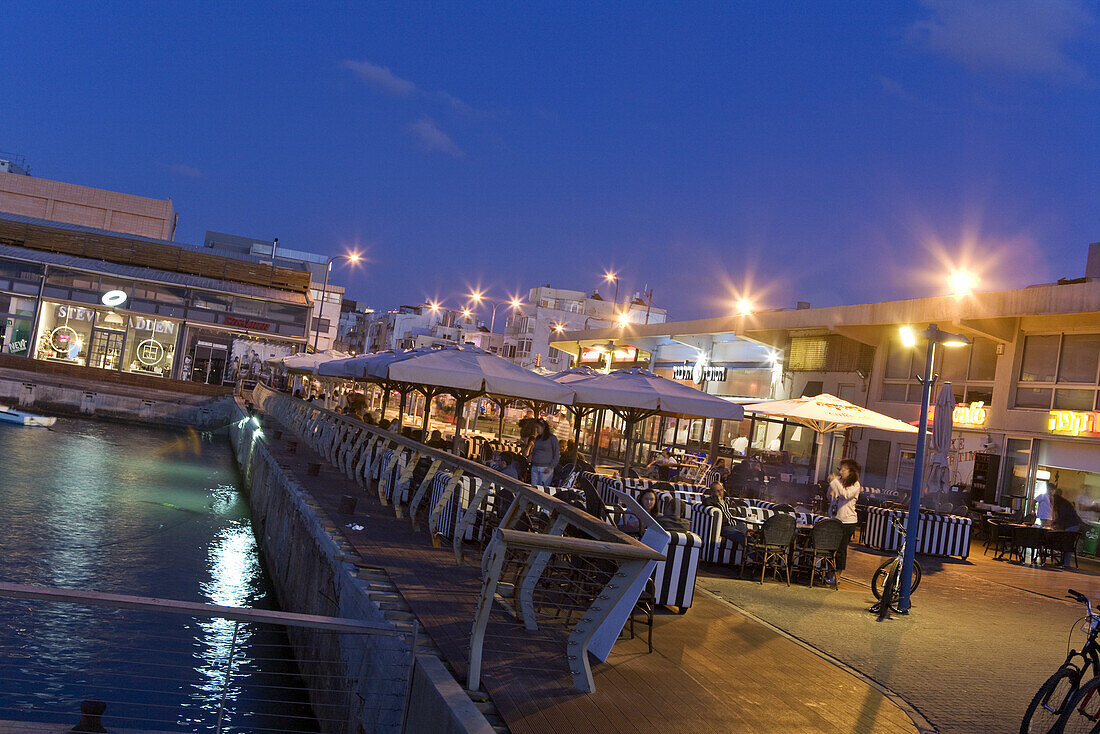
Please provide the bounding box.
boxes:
[428,301,440,312]
[469,291,483,302]
[941,337,971,348]
[950,270,974,296]
[899,325,917,348]
[510,298,522,308]
[461,308,472,318]
[737,299,753,316]
[617,311,629,327]
[552,322,565,334]
[346,252,361,264]
[604,271,617,283]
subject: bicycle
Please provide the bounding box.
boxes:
[869,513,922,618]
[1020,589,1100,734]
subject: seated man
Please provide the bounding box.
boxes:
[646,448,679,480]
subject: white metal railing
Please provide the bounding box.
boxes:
[0,581,411,734]
[250,384,663,693]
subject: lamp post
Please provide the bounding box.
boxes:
[604,271,620,313]
[898,323,970,612]
[468,291,522,333]
[312,253,359,352]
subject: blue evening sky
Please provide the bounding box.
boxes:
[2,1,1098,319]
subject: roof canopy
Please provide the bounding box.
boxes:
[272,349,350,374]
[563,368,744,421]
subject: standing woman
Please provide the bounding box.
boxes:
[529,419,560,486]
[828,458,863,583]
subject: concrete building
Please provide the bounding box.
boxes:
[0,213,312,385]
[334,299,375,354]
[499,285,667,371]
[552,247,1100,521]
[0,168,177,240]
[204,232,346,351]
[359,304,486,354]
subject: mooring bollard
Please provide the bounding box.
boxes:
[70,698,108,732]
[339,495,358,515]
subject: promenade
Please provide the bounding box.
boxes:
[702,538,1100,733]
[263,416,921,734]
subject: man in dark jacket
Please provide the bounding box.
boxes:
[1051,487,1084,568]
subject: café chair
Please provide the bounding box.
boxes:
[806,518,845,590]
[1044,530,1081,569]
[741,513,797,586]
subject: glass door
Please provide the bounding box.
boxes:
[87,329,125,370]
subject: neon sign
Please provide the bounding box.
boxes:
[1048,410,1100,438]
[953,401,988,427]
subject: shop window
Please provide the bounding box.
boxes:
[881,383,908,402]
[1058,334,1100,383]
[965,387,994,405]
[1019,335,1060,383]
[1053,389,1094,411]
[121,315,178,377]
[895,449,916,492]
[233,297,266,317]
[0,258,43,282]
[1015,387,1052,409]
[191,291,232,312]
[884,340,912,380]
[906,384,925,403]
[940,343,969,383]
[968,338,998,381]
[34,302,96,366]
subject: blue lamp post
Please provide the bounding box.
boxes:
[898,323,971,612]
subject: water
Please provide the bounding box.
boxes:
[0,418,318,732]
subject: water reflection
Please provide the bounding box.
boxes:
[0,419,317,731]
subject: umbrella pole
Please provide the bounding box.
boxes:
[496,400,505,441]
[453,395,466,454]
[572,409,583,452]
[592,410,604,466]
[812,432,824,484]
[397,389,407,430]
[421,389,433,432]
[621,418,637,479]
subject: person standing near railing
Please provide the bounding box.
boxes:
[529,419,559,486]
[828,459,863,585]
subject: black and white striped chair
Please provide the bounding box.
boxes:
[652,531,703,612]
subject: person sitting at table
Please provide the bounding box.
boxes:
[711,458,731,483]
[704,481,748,552]
[619,489,659,535]
[646,448,678,480]
[426,429,449,450]
[1051,486,1083,568]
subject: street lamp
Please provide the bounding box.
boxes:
[467,291,523,333]
[312,252,360,352]
[950,270,975,297]
[897,323,971,613]
[603,271,620,311]
[737,299,753,316]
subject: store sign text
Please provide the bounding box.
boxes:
[672,362,727,384]
[1048,410,1100,438]
[224,316,271,331]
[953,401,988,427]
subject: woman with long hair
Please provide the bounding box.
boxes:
[828,458,863,584]
[528,418,560,486]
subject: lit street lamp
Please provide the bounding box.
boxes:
[604,271,620,311]
[312,253,360,352]
[898,323,971,613]
[468,291,523,333]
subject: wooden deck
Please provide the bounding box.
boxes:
[265,423,920,734]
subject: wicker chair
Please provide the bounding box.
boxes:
[1044,530,1082,569]
[988,520,1015,560]
[806,518,845,590]
[741,513,797,586]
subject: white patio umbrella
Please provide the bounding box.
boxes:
[564,368,745,478]
[744,393,918,483]
[550,366,611,450]
[926,383,956,504]
[277,349,350,375]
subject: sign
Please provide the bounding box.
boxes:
[127,316,175,335]
[101,290,127,307]
[580,348,604,364]
[56,305,96,321]
[1049,410,1100,438]
[672,361,727,384]
[610,346,637,363]
[952,401,988,427]
[224,316,271,331]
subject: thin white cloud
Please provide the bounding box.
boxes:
[909,0,1093,82]
[169,163,203,178]
[406,117,465,158]
[341,59,417,96]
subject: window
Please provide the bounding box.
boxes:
[801,380,823,397]
[884,340,912,380]
[864,439,892,488]
[1014,333,1100,409]
[882,336,997,404]
[969,338,998,381]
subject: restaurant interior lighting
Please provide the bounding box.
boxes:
[899,325,917,348]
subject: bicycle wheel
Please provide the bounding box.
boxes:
[871,560,893,599]
[1057,673,1100,734]
[1021,667,1078,733]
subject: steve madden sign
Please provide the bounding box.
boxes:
[672,362,727,384]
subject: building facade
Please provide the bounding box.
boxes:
[334,299,375,354]
[358,304,486,354]
[553,253,1100,521]
[0,169,177,241]
[0,214,312,385]
[498,285,668,371]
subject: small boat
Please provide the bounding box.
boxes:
[0,405,57,427]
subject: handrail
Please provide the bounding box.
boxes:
[248,383,662,696]
[0,581,401,635]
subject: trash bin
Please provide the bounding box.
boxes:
[1082,523,1100,556]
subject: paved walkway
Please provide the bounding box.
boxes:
[262,422,921,733]
[699,538,1100,734]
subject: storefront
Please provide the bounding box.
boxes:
[34,301,182,376]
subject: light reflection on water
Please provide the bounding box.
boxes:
[0,418,317,731]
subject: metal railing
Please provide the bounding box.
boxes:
[251,383,663,693]
[0,581,412,733]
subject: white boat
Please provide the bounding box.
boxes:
[0,405,57,427]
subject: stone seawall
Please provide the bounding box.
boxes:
[228,405,495,734]
[0,363,238,428]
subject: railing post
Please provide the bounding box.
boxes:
[468,535,506,693]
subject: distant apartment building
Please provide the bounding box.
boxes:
[499,285,668,370]
[204,232,346,351]
[359,304,486,353]
[334,299,375,353]
[0,164,176,241]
